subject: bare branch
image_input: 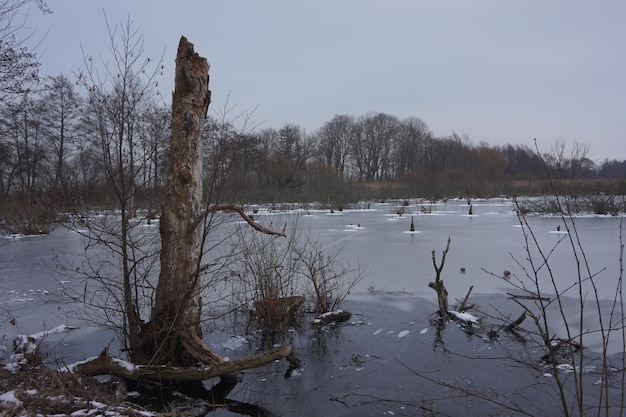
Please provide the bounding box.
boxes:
[193,203,286,237]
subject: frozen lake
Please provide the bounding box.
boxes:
[264,198,622,301]
[1,198,623,349]
[1,198,624,416]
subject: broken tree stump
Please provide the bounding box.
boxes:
[428,237,451,318]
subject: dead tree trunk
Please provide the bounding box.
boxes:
[76,36,294,387]
[131,36,211,366]
[133,37,288,368]
[428,237,451,318]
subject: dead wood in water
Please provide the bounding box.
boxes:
[504,311,527,332]
[429,237,451,318]
[313,310,353,326]
[75,344,296,382]
[506,292,551,302]
[457,285,474,311]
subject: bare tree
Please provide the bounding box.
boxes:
[38,74,81,197]
[567,139,592,179]
[272,123,314,193]
[354,112,399,181]
[140,104,170,216]
[543,138,593,180]
[393,116,431,178]
[233,218,304,332]
[293,228,365,314]
[0,90,58,234]
[73,15,165,353]
[545,137,568,179]
[0,0,50,100]
[0,91,46,194]
[314,114,354,180]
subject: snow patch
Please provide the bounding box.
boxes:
[29,324,78,340]
[397,330,410,338]
[448,310,478,323]
[0,390,23,407]
[63,356,100,372]
[112,357,137,371]
[89,400,106,408]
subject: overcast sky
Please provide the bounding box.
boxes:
[27,1,626,161]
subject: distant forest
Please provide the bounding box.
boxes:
[1,74,624,211]
[1,5,625,230]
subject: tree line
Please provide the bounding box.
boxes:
[1,1,625,225]
[2,77,624,208]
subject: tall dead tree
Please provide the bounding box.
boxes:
[77,38,294,384]
[134,36,289,367]
[132,35,211,365]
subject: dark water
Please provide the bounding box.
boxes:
[198,294,623,417]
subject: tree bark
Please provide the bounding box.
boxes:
[133,36,210,366]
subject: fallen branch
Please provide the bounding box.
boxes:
[506,292,551,302]
[73,344,294,382]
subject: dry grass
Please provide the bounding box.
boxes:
[0,366,149,417]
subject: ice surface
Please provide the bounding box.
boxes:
[0,198,623,362]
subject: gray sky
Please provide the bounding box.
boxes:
[28,1,626,161]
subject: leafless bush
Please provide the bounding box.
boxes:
[518,193,624,216]
[230,215,365,331]
[502,196,626,417]
[293,229,365,315]
[230,218,303,331]
[0,192,58,235]
[499,159,626,417]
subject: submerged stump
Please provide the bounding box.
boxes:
[429,237,452,318]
